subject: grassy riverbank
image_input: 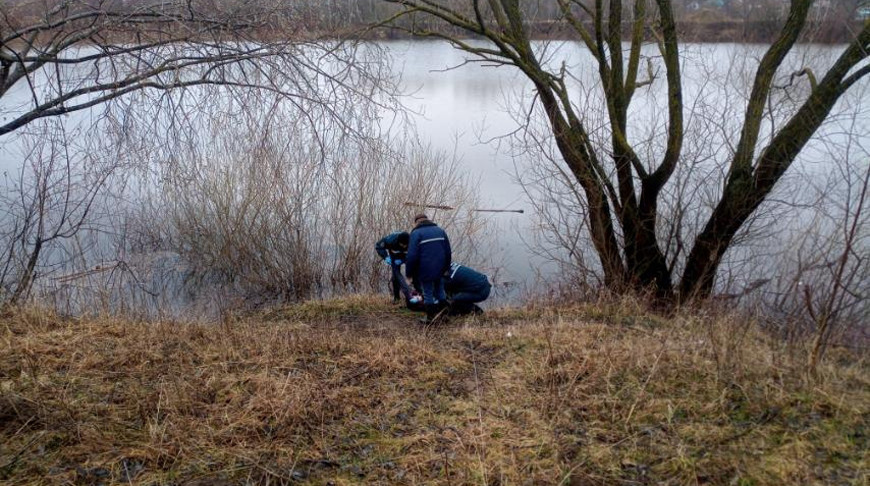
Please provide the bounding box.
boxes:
[1,296,867,485]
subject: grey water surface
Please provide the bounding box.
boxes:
[1,40,867,313]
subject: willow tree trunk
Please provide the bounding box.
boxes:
[381,0,870,303]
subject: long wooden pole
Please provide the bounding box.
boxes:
[403,202,524,213]
[403,202,454,210]
[472,208,524,214]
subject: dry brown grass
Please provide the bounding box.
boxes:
[1,296,867,485]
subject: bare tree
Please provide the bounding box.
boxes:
[380,0,870,304]
[0,0,398,310]
[0,0,390,137]
[753,124,870,374]
[804,160,868,374]
[0,118,121,307]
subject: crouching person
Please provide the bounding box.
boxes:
[444,263,492,316]
[444,262,491,315]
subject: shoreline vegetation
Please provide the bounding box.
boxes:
[369,20,866,44]
[1,296,866,485]
[3,20,863,46]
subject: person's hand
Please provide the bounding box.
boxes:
[384,256,392,265]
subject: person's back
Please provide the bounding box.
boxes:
[406,218,451,282]
[406,214,451,322]
[444,262,491,315]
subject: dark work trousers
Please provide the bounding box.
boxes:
[420,278,447,306]
[390,262,413,301]
[449,283,491,313]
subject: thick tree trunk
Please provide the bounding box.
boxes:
[634,193,674,298]
[678,177,760,300]
[681,22,869,301]
[553,129,627,288]
[623,0,681,301]
[537,87,627,288]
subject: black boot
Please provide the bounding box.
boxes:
[436,300,450,313]
[419,304,438,324]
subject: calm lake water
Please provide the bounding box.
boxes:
[1,40,867,309]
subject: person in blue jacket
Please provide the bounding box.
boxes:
[375,231,413,303]
[444,262,491,315]
[405,213,451,322]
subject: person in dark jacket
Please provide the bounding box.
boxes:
[375,231,413,303]
[405,213,451,322]
[444,262,491,315]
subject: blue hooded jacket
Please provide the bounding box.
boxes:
[375,231,409,261]
[405,220,451,282]
[444,263,490,295]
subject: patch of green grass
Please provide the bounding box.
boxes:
[255,294,394,321]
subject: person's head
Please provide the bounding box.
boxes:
[413,213,429,226]
[397,231,410,250]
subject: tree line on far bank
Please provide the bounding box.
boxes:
[2,0,866,42]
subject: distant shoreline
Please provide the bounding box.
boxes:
[4,19,861,46]
[367,20,865,45]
